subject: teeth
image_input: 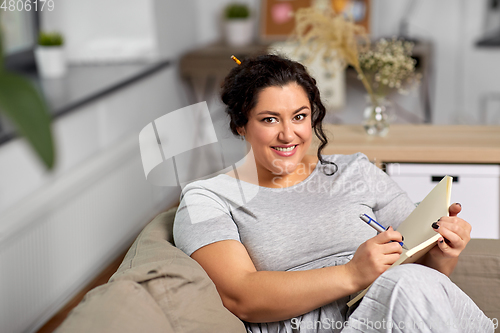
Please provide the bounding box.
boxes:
[273,145,296,152]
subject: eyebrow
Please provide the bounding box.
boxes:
[256,106,310,116]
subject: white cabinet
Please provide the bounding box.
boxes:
[386,163,500,239]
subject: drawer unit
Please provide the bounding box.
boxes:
[386,163,500,239]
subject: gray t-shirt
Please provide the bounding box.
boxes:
[174,153,416,332]
[173,153,415,273]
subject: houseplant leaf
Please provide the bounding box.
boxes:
[0,15,55,169]
[0,72,55,169]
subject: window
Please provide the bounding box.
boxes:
[1,7,39,72]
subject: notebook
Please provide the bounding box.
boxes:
[347,175,453,307]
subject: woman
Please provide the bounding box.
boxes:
[173,55,493,332]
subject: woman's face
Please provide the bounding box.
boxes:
[238,82,313,177]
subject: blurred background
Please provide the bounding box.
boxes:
[0,0,499,332]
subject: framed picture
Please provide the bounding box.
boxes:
[260,0,370,41]
[333,0,370,34]
[260,0,313,41]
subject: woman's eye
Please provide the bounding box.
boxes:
[262,117,277,123]
[294,114,307,121]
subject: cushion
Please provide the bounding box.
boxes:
[55,280,175,333]
[110,208,246,333]
[450,238,500,322]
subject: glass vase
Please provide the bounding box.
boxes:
[363,95,391,137]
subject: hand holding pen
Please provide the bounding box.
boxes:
[359,214,408,250]
[345,215,406,289]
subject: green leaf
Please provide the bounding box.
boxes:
[38,31,64,46]
[225,4,249,19]
[0,72,55,169]
[0,15,3,72]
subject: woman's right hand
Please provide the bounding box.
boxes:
[345,227,404,290]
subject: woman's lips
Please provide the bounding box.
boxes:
[271,144,298,157]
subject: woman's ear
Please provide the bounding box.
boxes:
[237,127,245,137]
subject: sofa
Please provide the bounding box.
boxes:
[56,206,500,332]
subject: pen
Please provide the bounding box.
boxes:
[231,55,242,65]
[359,213,408,250]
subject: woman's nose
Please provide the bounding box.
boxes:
[278,122,294,142]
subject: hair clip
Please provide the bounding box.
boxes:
[231,55,241,65]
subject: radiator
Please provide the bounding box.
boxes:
[0,135,176,333]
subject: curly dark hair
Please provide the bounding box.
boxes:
[220,54,337,176]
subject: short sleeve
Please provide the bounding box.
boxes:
[358,156,416,229]
[173,182,241,256]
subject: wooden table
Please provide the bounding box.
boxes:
[308,125,500,167]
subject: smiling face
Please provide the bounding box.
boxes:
[237,82,313,182]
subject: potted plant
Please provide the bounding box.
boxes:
[224,3,254,46]
[35,31,67,78]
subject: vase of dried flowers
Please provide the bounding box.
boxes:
[290,8,421,136]
[358,37,420,136]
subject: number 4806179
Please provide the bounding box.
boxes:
[0,0,55,11]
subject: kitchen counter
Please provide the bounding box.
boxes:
[0,60,171,145]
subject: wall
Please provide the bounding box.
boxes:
[154,0,199,59]
[40,0,200,62]
[371,0,500,125]
[194,0,500,125]
[41,0,158,62]
[0,1,201,332]
[461,0,500,124]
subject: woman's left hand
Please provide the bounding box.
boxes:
[420,203,472,276]
[431,203,472,258]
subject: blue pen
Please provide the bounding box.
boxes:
[359,214,408,250]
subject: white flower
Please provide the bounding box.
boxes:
[359,37,420,97]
